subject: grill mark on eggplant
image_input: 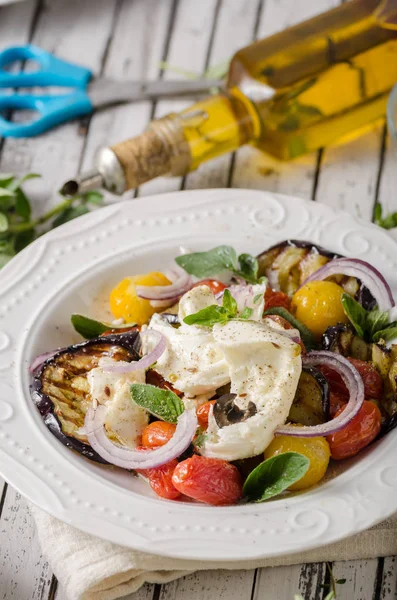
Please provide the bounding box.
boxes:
[31,331,140,464]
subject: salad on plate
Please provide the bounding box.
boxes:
[30,240,397,506]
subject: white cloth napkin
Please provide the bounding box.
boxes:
[31,505,397,600]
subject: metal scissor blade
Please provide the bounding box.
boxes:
[88,77,223,108]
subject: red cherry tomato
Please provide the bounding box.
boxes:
[172,455,242,506]
[264,287,291,311]
[192,279,227,295]
[196,400,216,429]
[327,400,382,460]
[138,458,180,500]
[319,359,383,400]
[142,421,176,448]
[329,391,347,418]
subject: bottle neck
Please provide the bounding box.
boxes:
[109,89,259,192]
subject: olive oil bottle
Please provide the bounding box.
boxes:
[65,0,397,195]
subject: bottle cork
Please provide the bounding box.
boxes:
[111,114,192,190]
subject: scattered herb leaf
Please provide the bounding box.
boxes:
[194,431,207,448]
[253,293,263,304]
[341,293,397,342]
[222,288,237,315]
[176,245,262,284]
[183,304,231,327]
[243,452,309,502]
[130,384,184,424]
[71,314,136,339]
[263,307,315,350]
[374,202,397,230]
[240,307,254,319]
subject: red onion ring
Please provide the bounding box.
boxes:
[301,258,394,310]
[84,405,197,469]
[276,351,364,438]
[103,330,166,374]
[29,349,59,373]
[136,264,192,301]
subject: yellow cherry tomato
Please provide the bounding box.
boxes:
[109,272,171,325]
[264,434,330,491]
[291,281,349,338]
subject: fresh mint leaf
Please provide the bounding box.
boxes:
[263,307,315,350]
[222,288,237,315]
[175,245,238,278]
[243,452,310,502]
[236,253,259,283]
[130,384,184,423]
[240,307,253,320]
[341,293,367,339]
[15,189,31,220]
[71,314,137,339]
[183,305,229,327]
[0,212,8,233]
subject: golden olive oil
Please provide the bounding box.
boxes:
[70,0,397,194]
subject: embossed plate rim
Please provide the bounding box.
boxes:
[1,188,397,561]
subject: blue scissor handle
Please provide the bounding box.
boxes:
[0,44,92,88]
[0,92,93,137]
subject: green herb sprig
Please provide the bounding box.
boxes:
[183,288,253,327]
[0,172,103,269]
[175,245,263,284]
[71,314,137,339]
[341,293,397,343]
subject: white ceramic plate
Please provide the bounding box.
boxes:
[1,188,397,560]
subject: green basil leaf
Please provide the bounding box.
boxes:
[374,202,397,230]
[71,314,110,339]
[243,452,310,502]
[183,305,229,327]
[366,308,389,338]
[263,307,315,350]
[0,212,9,233]
[240,307,253,319]
[253,293,263,304]
[237,253,259,283]
[130,383,184,423]
[71,314,137,339]
[222,289,237,315]
[53,204,89,227]
[341,293,367,339]
[373,325,397,343]
[175,245,238,278]
[14,189,31,220]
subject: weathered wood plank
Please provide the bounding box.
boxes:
[380,557,397,599]
[0,490,53,600]
[139,0,220,198]
[159,570,255,600]
[80,0,176,191]
[252,563,326,600]
[331,559,379,600]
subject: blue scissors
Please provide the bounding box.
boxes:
[0,45,222,138]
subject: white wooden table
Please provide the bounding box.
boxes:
[1,0,397,598]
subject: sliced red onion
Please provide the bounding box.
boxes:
[103,330,166,374]
[149,298,175,309]
[276,351,364,438]
[301,258,394,310]
[136,264,192,301]
[29,349,59,373]
[84,405,197,469]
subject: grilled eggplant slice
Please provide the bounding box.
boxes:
[288,366,330,426]
[257,239,375,309]
[31,331,140,463]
